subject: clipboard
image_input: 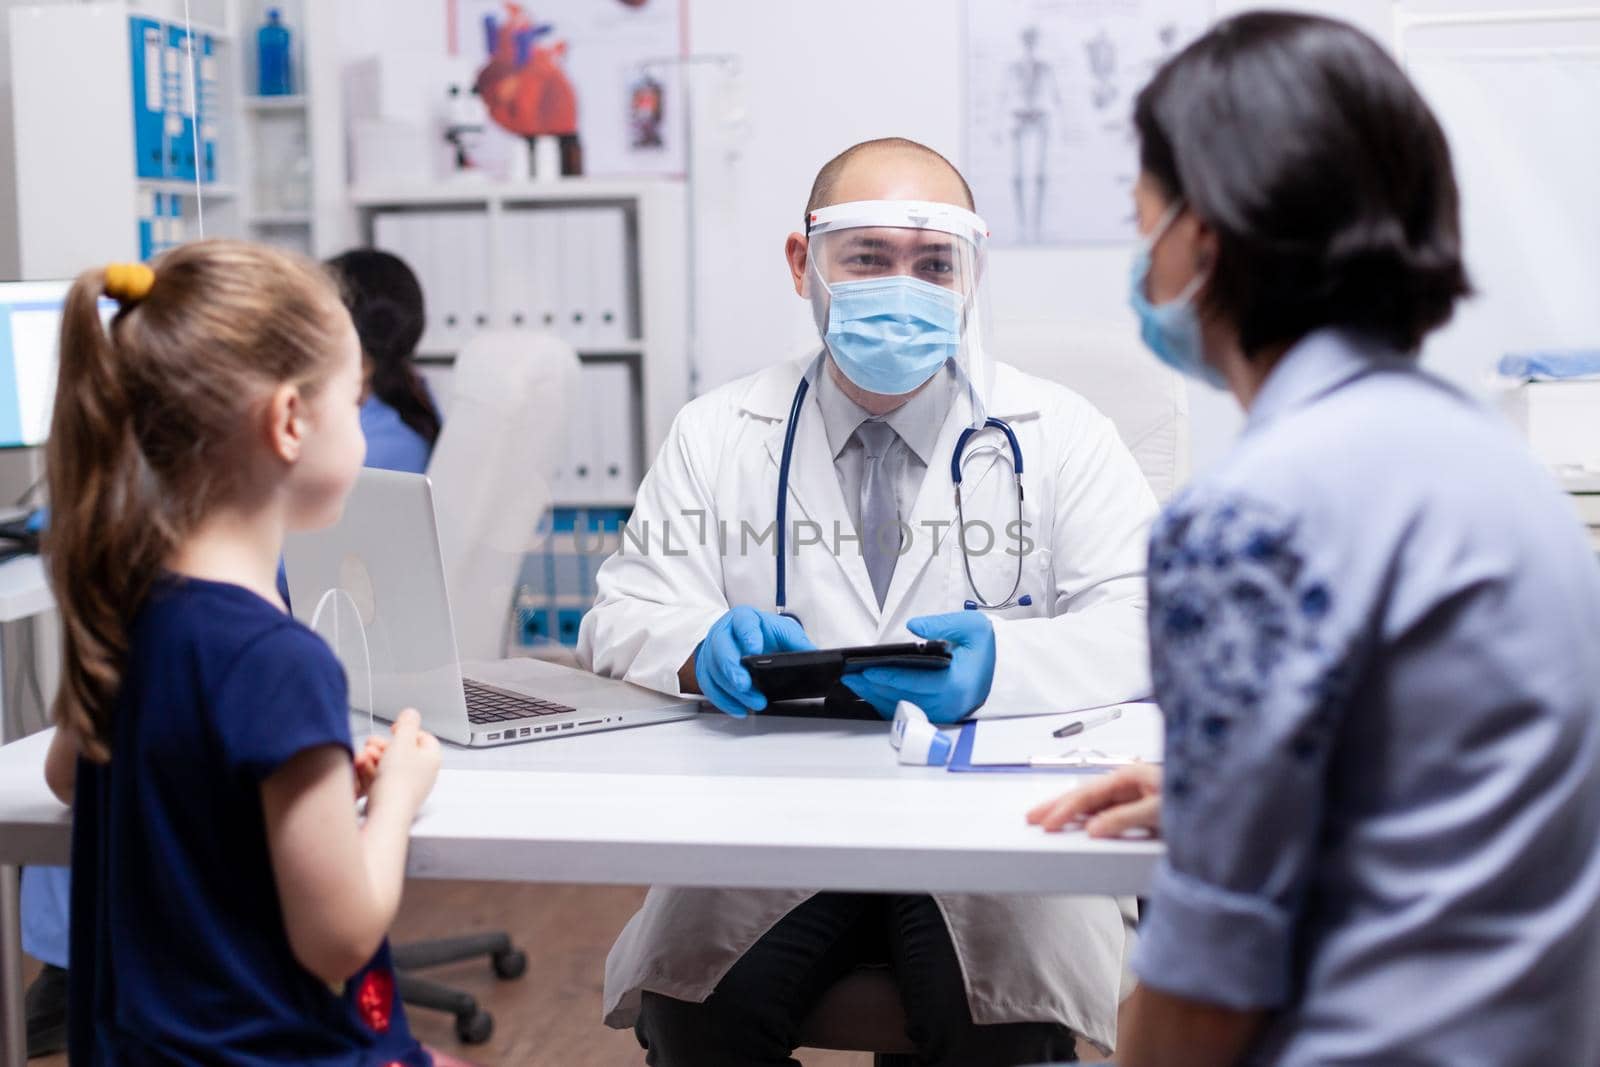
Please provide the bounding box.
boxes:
[946,703,1163,774]
[947,721,1099,773]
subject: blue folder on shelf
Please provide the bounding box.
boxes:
[198,33,218,183]
[129,16,167,179]
[165,23,197,182]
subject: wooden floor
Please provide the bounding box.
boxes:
[25,879,1102,1065]
[23,880,864,1067]
[386,881,866,1066]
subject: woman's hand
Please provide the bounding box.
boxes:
[1027,763,1163,837]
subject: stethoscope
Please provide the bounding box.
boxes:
[774,374,1033,624]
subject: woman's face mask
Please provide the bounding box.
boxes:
[1128,199,1226,390]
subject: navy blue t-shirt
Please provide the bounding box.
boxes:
[68,576,429,1066]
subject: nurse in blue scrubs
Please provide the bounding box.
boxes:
[327,249,442,476]
[272,249,441,606]
[24,248,448,1056]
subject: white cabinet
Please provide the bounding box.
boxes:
[354,179,689,509]
[6,0,346,279]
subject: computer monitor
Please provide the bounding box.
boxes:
[0,280,117,450]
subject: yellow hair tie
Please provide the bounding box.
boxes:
[104,262,155,305]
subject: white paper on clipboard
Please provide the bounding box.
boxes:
[968,702,1164,767]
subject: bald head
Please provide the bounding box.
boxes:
[805,138,975,220]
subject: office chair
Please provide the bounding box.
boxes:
[391,936,528,1043]
[428,329,581,664]
[992,321,1192,503]
[393,330,581,1043]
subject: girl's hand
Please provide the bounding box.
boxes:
[365,708,441,815]
[45,727,81,805]
[353,736,389,799]
[1026,763,1164,837]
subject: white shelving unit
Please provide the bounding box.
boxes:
[351,178,690,510]
[6,0,346,278]
[233,0,346,257]
[241,92,306,112]
[10,2,236,276]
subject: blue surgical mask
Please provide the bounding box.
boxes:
[823,275,962,396]
[1128,203,1226,390]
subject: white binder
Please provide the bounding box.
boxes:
[588,206,631,347]
[430,213,468,349]
[502,210,539,331]
[565,361,599,496]
[586,361,636,502]
[458,212,493,343]
[531,211,564,336]
[374,213,442,353]
[558,209,594,348]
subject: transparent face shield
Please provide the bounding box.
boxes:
[803,200,993,429]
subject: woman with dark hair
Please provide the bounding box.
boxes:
[1026,13,1600,1066]
[326,249,443,474]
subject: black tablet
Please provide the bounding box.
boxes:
[740,640,951,703]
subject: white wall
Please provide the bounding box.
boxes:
[0,0,81,281]
[682,0,1396,472]
[335,0,1592,474]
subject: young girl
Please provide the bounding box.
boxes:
[41,241,448,1065]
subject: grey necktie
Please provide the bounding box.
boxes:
[855,420,900,608]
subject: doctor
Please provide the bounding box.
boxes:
[579,137,1157,1064]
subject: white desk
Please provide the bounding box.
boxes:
[0,556,51,1067]
[0,558,50,635]
[0,656,1163,1067]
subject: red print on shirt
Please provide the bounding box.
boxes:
[356,968,395,1033]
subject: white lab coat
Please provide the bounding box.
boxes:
[578,353,1156,1052]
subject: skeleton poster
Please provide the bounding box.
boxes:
[964,0,1212,246]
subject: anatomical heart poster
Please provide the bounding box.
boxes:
[451,0,686,177]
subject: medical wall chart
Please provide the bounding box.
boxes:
[963,0,1211,247]
[449,0,686,177]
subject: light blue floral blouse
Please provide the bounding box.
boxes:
[1132,329,1600,1065]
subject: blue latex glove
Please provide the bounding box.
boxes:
[694,606,816,718]
[842,611,996,723]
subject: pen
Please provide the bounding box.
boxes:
[1052,707,1122,739]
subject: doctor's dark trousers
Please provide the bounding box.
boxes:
[635,892,1079,1066]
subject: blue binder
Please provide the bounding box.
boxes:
[137,189,156,261]
[165,23,196,182]
[129,16,166,179]
[167,194,185,251]
[198,34,218,183]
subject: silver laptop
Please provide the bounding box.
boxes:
[284,468,698,747]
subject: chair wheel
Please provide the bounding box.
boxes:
[492,948,527,980]
[455,1009,494,1045]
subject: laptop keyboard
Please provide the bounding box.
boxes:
[463,680,576,724]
